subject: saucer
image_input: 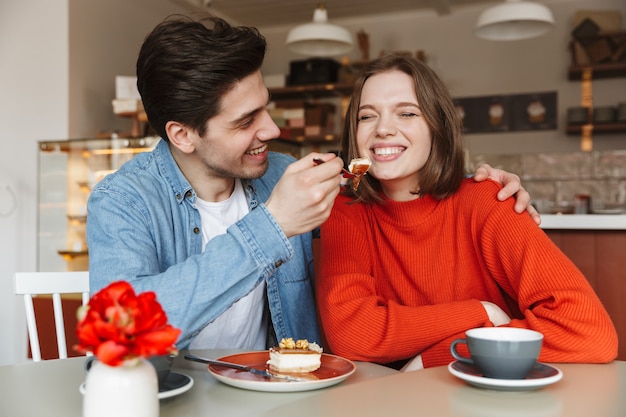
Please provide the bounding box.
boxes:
[448,361,562,391]
[80,372,193,400]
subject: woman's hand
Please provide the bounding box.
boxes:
[473,164,541,226]
[481,301,511,327]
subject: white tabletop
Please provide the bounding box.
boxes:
[263,361,626,417]
[2,352,624,417]
[0,349,397,417]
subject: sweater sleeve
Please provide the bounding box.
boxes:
[318,196,493,364]
[474,183,618,364]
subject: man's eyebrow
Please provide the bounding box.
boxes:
[231,107,262,126]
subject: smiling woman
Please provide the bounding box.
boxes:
[317,53,618,371]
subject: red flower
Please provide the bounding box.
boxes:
[75,281,181,366]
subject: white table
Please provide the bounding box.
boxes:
[3,351,624,417]
[0,349,397,417]
[263,361,626,417]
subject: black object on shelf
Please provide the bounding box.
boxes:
[572,18,600,45]
[288,58,340,86]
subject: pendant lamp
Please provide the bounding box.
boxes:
[286,4,353,57]
[475,0,555,41]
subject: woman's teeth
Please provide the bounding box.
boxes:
[373,147,403,156]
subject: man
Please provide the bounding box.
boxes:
[87,15,536,350]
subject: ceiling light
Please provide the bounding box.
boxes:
[286,4,353,57]
[475,0,555,41]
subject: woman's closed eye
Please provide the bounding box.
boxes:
[358,113,376,122]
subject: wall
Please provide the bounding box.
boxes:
[68,0,190,138]
[0,0,187,365]
[259,0,626,155]
[468,150,626,212]
[0,0,70,366]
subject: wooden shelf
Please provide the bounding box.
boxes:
[567,31,626,140]
[269,83,354,99]
[568,62,626,80]
[568,31,626,80]
[58,250,89,260]
[67,214,87,224]
[566,122,626,135]
[274,135,340,146]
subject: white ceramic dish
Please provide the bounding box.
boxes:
[448,361,562,391]
[80,372,193,400]
[207,351,356,392]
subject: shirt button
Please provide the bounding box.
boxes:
[176,193,182,199]
[193,227,200,234]
[274,261,283,268]
[185,190,192,198]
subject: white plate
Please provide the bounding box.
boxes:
[448,361,562,391]
[80,372,193,400]
[207,351,356,392]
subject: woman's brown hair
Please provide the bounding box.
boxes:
[342,54,466,204]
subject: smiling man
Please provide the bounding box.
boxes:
[87,15,344,351]
[86,15,533,352]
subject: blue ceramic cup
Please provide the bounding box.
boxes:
[450,327,543,379]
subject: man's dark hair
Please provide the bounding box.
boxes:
[136,15,267,140]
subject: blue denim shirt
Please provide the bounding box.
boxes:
[87,139,320,349]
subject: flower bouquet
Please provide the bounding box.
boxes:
[76,281,181,417]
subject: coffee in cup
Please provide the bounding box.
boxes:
[450,327,543,379]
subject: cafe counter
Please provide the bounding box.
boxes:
[540,214,626,230]
[539,214,626,361]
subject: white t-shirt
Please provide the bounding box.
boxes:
[189,179,268,350]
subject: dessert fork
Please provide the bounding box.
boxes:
[312,157,355,178]
[184,354,306,382]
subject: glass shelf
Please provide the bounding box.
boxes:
[38,136,160,271]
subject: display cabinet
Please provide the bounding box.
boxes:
[38,136,160,272]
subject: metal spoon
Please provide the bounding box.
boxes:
[312,157,355,178]
[184,354,306,382]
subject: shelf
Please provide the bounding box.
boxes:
[568,31,626,80]
[58,250,89,260]
[67,215,87,224]
[269,83,354,99]
[274,135,340,146]
[566,122,626,135]
[40,137,158,153]
[568,62,626,80]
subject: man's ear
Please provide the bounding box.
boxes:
[166,121,195,154]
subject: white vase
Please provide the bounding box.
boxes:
[83,358,159,417]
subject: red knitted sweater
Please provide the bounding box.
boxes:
[318,179,617,368]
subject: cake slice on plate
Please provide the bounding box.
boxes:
[268,338,323,373]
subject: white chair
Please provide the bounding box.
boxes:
[13,271,90,361]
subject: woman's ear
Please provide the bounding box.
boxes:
[165,121,195,154]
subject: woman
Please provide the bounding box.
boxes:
[317,54,617,370]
